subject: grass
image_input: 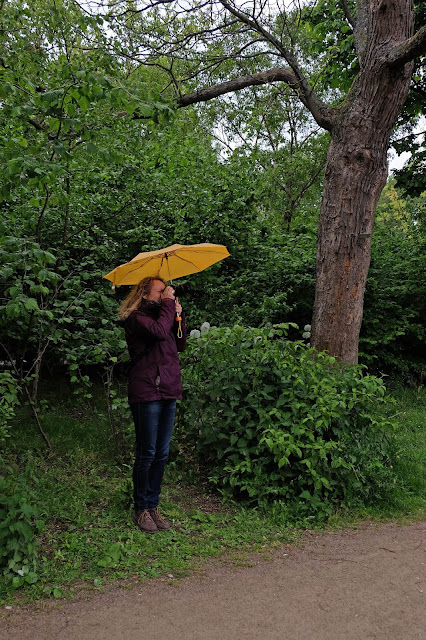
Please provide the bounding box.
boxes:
[329,382,426,523]
[381,383,426,514]
[1,381,425,606]
[330,383,426,524]
[0,392,298,605]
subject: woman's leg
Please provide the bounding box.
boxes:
[131,401,162,512]
[146,399,176,510]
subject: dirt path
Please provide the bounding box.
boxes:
[2,521,425,640]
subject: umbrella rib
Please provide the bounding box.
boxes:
[115,255,161,284]
[173,256,205,271]
[177,247,228,255]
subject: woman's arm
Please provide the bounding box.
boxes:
[128,299,176,341]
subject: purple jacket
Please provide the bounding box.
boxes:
[123,298,187,404]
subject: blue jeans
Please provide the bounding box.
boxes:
[131,400,176,511]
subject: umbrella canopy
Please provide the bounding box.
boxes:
[103,243,230,287]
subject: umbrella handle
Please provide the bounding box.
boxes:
[173,284,182,338]
[176,314,183,338]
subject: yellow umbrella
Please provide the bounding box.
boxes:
[103,242,230,287]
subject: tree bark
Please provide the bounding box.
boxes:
[310,0,415,363]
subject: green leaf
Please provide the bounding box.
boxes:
[79,95,90,111]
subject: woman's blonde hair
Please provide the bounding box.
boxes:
[118,276,166,320]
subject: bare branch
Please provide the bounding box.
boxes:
[119,0,175,17]
[35,184,50,244]
[293,163,325,205]
[178,67,335,131]
[219,0,299,66]
[387,24,426,67]
[392,129,426,143]
[0,340,52,449]
[70,0,92,16]
[339,0,355,28]
[217,1,335,130]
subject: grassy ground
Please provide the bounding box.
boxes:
[326,382,426,526]
[1,382,425,605]
[380,383,426,515]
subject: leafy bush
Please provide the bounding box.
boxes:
[358,184,426,381]
[0,372,21,448]
[0,462,44,588]
[177,324,399,517]
[361,219,426,382]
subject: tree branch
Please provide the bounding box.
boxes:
[395,130,426,144]
[0,340,52,450]
[352,0,370,62]
[28,118,47,132]
[216,1,335,129]
[35,183,50,244]
[339,0,355,28]
[178,67,335,131]
[387,24,426,67]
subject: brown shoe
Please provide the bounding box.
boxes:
[132,509,158,533]
[149,508,171,531]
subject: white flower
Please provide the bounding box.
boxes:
[200,322,210,334]
[303,325,311,332]
[302,332,311,339]
[190,329,201,338]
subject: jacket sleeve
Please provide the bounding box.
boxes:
[128,299,175,340]
[174,311,187,352]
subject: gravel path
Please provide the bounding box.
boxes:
[2,520,425,640]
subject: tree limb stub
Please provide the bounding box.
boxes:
[352,0,370,63]
[387,23,426,67]
[177,67,335,131]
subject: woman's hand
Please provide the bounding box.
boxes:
[175,298,182,315]
[161,285,175,300]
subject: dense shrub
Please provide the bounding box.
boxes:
[0,462,44,588]
[0,372,21,448]
[360,220,426,382]
[0,375,44,589]
[177,324,399,517]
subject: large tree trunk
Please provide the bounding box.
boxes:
[310,0,415,363]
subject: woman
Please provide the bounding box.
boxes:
[119,276,187,533]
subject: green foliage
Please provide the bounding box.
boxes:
[1,0,424,394]
[0,0,175,441]
[0,373,21,448]
[394,151,426,199]
[360,184,426,380]
[0,382,424,602]
[0,401,297,603]
[385,384,426,506]
[0,0,173,203]
[300,0,358,94]
[178,324,399,517]
[0,463,44,588]
[0,236,58,328]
